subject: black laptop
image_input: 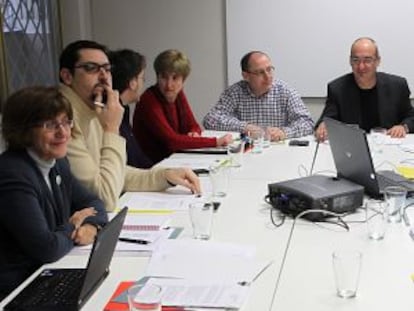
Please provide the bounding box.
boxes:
[325,118,414,198]
[4,207,128,311]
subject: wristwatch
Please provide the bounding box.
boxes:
[87,223,102,232]
[403,124,409,134]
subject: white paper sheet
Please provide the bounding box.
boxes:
[147,278,250,309]
[145,239,268,283]
[122,191,196,212]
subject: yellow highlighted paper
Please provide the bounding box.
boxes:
[396,166,414,179]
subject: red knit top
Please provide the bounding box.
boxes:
[133,85,217,163]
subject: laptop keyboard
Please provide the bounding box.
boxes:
[10,269,85,307]
[377,173,399,189]
[377,170,414,192]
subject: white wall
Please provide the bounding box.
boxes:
[227,0,414,98]
[59,0,325,124]
[90,0,228,125]
[59,0,93,43]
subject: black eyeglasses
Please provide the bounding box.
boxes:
[74,62,112,73]
[247,66,275,77]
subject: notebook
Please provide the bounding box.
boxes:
[325,117,414,197]
[4,207,128,311]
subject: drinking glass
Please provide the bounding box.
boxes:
[227,140,245,167]
[189,199,214,240]
[249,128,264,154]
[384,186,407,223]
[369,127,387,154]
[365,200,388,240]
[332,250,362,298]
[209,164,230,197]
[127,283,162,311]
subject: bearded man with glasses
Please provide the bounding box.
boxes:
[203,50,314,142]
[58,40,201,212]
[315,37,414,141]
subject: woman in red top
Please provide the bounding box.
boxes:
[133,49,232,163]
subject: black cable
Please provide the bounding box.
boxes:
[270,207,286,227]
[309,140,320,176]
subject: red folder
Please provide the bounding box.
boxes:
[104,281,187,311]
[103,281,134,311]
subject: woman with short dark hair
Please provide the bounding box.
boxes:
[0,86,107,299]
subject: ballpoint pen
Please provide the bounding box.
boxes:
[118,237,149,244]
[238,260,274,286]
[162,307,197,311]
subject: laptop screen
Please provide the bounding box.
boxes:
[3,207,128,311]
[324,118,381,196]
[78,207,128,305]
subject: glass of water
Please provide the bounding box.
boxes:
[249,128,264,154]
[127,283,162,311]
[369,127,387,154]
[384,186,407,223]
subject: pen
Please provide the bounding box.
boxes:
[238,260,274,286]
[118,237,149,244]
[162,307,196,311]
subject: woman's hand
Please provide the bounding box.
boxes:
[217,133,233,146]
[71,224,98,245]
[187,131,201,137]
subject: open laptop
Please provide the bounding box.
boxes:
[325,117,414,198]
[4,207,128,311]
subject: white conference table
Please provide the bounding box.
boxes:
[2,134,414,310]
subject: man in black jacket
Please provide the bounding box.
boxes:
[315,37,414,141]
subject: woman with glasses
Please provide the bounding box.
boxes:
[133,49,233,163]
[0,86,107,300]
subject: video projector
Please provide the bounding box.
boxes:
[267,175,364,221]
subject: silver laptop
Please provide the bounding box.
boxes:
[325,118,414,198]
[4,207,128,311]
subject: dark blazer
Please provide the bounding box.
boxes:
[316,72,414,131]
[119,104,153,169]
[0,150,108,299]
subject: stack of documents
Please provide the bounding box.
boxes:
[399,144,414,153]
[146,239,268,282]
[106,239,272,309]
[139,239,273,309]
[121,214,170,231]
[117,214,172,248]
[157,156,219,170]
[71,214,178,254]
[121,190,197,213]
[109,278,249,310]
[201,130,240,139]
[146,278,249,309]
